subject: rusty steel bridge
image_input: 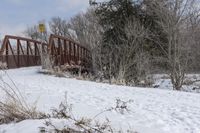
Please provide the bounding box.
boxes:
[0,34,92,71]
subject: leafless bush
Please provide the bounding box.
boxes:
[183,78,200,86]
[40,93,135,133]
[0,71,47,124]
[142,75,155,87]
[38,68,67,78]
[160,75,170,79]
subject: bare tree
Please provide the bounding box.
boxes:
[24,25,40,40]
[69,9,104,74]
[24,24,48,43]
[49,17,73,38]
[107,18,150,84]
[147,0,198,90]
[184,5,200,72]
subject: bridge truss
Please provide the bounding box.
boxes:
[0,34,92,71]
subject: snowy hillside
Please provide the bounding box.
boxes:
[0,67,200,133]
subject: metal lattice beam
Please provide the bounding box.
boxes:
[0,35,46,69]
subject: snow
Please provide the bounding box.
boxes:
[0,67,200,133]
[153,74,200,93]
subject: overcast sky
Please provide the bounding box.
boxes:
[0,0,93,38]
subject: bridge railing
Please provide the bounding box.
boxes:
[48,34,92,70]
[0,35,46,69]
[0,34,92,70]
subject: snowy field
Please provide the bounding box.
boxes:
[0,67,200,133]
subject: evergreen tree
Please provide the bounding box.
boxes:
[95,0,148,82]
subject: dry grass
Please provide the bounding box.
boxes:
[40,93,136,133]
[0,98,46,124]
[38,68,67,78]
[0,70,47,124]
[0,68,137,132]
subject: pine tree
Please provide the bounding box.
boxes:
[95,0,147,81]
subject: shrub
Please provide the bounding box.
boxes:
[0,71,47,124]
[40,93,136,133]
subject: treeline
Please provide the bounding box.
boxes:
[25,0,200,90]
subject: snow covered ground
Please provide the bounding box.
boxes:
[0,67,200,133]
[153,74,200,93]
